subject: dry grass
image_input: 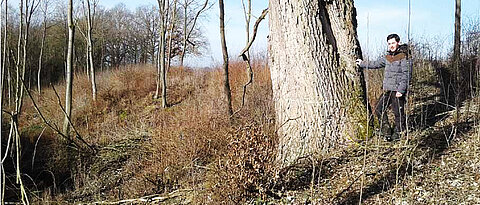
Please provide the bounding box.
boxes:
[11,60,277,203]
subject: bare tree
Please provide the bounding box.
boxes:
[219,0,232,116]
[16,0,40,113]
[63,0,75,135]
[269,0,368,167]
[135,5,160,64]
[179,0,208,67]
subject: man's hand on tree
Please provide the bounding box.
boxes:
[356,59,363,66]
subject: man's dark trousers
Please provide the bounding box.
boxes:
[375,91,406,134]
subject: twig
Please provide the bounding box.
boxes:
[334,171,365,202]
[275,116,301,134]
[435,100,456,109]
[93,189,193,204]
[32,127,46,170]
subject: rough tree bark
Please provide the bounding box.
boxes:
[269,0,368,167]
[219,0,233,116]
[63,0,75,135]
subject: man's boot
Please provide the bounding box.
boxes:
[388,132,401,142]
[376,123,392,140]
[382,126,393,141]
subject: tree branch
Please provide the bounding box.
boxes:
[51,84,97,154]
[238,8,268,58]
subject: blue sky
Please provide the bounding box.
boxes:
[356,0,480,58]
[7,0,480,66]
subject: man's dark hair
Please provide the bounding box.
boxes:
[387,34,400,42]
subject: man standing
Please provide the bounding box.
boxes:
[356,34,411,141]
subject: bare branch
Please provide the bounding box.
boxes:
[51,84,97,153]
[17,75,92,153]
[238,8,268,58]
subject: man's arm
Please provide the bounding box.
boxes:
[397,58,412,94]
[356,55,386,69]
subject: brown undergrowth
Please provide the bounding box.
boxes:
[10,60,277,203]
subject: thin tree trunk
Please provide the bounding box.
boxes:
[0,1,4,201]
[15,0,24,112]
[166,0,178,71]
[155,0,168,108]
[269,0,368,167]
[18,0,38,114]
[454,0,461,123]
[38,2,47,94]
[454,0,461,63]
[86,0,96,101]
[161,2,168,108]
[219,0,232,116]
[3,0,9,108]
[180,0,187,67]
[63,0,75,135]
[12,1,29,203]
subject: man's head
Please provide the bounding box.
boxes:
[387,34,400,52]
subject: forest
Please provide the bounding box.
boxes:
[0,0,479,204]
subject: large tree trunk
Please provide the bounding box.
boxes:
[269,0,368,167]
[63,0,75,135]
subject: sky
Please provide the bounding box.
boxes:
[6,0,480,67]
[356,0,480,58]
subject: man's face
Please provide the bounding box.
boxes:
[387,38,399,52]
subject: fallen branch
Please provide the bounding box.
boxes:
[93,189,193,204]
